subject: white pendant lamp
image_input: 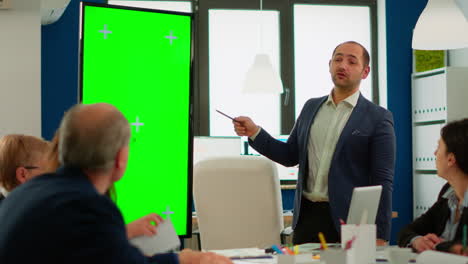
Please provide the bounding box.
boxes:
[242,0,283,94]
[412,0,468,50]
[41,0,71,25]
[243,54,283,94]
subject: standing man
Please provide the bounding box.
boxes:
[0,103,231,264]
[234,41,396,245]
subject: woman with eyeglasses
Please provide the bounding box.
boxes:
[398,118,468,255]
[0,134,50,201]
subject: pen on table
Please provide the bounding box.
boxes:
[318,232,328,250]
[271,245,284,255]
[230,255,273,260]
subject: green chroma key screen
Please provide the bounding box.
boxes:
[80,3,193,237]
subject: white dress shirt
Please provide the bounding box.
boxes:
[302,90,360,202]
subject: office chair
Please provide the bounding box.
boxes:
[193,156,285,250]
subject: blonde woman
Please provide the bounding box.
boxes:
[0,134,50,199]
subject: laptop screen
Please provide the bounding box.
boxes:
[346,185,382,225]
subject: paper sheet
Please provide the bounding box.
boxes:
[416,250,468,264]
[209,248,267,258]
[130,219,180,256]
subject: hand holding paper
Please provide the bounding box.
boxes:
[130,218,180,256]
[126,213,163,239]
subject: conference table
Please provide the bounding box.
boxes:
[207,245,416,264]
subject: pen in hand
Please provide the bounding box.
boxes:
[216,109,235,120]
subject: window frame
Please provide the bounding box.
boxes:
[109,0,379,136]
[292,0,379,106]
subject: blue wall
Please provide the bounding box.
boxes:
[386,0,427,243]
[42,0,105,140]
[281,189,295,211]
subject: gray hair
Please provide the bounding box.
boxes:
[58,104,130,171]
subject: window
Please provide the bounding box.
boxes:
[208,10,281,136]
[108,0,379,136]
[196,0,378,136]
[293,4,372,117]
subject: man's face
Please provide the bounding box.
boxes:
[329,43,370,91]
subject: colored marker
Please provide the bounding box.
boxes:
[271,245,284,255]
[318,232,328,250]
[283,246,295,255]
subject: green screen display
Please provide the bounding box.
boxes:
[80,3,192,237]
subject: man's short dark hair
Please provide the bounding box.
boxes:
[332,41,370,67]
[441,118,468,175]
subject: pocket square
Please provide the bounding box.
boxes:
[352,129,369,137]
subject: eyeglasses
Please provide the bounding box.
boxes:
[23,166,39,170]
[17,136,40,171]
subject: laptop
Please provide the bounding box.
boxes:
[346,185,382,225]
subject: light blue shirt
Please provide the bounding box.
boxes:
[440,187,468,240]
[409,186,468,247]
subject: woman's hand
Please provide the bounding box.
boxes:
[126,213,163,239]
[412,233,444,253]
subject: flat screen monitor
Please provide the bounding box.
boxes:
[193,136,241,166]
[80,2,193,237]
[242,135,298,183]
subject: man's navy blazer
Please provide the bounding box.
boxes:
[250,94,396,240]
[0,166,178,264]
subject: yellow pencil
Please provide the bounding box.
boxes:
[318,232,328,250]
[294,245,299,255]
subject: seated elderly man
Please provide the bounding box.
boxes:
[0,103,231,264]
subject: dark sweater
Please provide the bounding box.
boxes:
[0,166,178,264]
[398,183,468,250]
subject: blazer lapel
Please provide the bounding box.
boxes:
[331,94,368,162]
[301,96,328,155]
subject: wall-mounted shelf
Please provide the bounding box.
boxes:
[411,66,468,219]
